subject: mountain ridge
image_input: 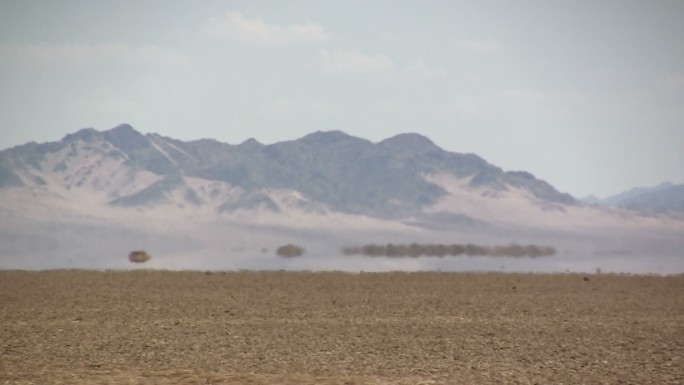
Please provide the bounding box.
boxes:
[0,124,575,218]
[590,182,684,213]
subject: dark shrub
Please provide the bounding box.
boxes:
[128,250,151,264]
[276,244,306,257]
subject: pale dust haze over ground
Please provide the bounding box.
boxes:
[2,270,683,384]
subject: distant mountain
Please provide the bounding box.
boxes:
[4,124,684,272]
[599,182,684,213]
[0,124,574,219]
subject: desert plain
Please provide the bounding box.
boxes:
[1,269,683,384]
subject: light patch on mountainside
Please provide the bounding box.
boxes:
[424,173,684,233]
[213,188,420,233]
[183,177,243,207]
[147,134,180,167]
[19,138,163,201]
[425,173,568,226]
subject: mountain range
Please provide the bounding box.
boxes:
[0,124,574,217]
[583,182,684,213]
[1,124,682,272]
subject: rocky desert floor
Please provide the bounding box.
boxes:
[1,270,683,384]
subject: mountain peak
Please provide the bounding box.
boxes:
[239,138,263,150]
[62,127,99,142]
[301,130,358,145]
[108,123,137,133]
[102,124,149,150]
[378,133,439,152]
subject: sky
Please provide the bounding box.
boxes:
[0,0,682,198]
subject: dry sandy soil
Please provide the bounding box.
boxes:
[1,270,683,384]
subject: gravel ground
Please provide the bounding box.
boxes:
[1,270,683,384]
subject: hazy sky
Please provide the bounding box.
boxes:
[1,1,682,198]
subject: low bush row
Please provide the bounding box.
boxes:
[341,243,555,258]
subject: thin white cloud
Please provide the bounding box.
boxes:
[405,59,447,80]
[377,32,399,44]
[374,95,489,116]
[69,97,142,116]
[453,40,503,53]
[318,50,446,80]
[500,89,550,101]
[436,95,491,115]
[318,49,396,75]
[203,11,328,44]
[499,89,585,107]
[268,98,337,115]
[0,42,189,67]
[592,66,626,78]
